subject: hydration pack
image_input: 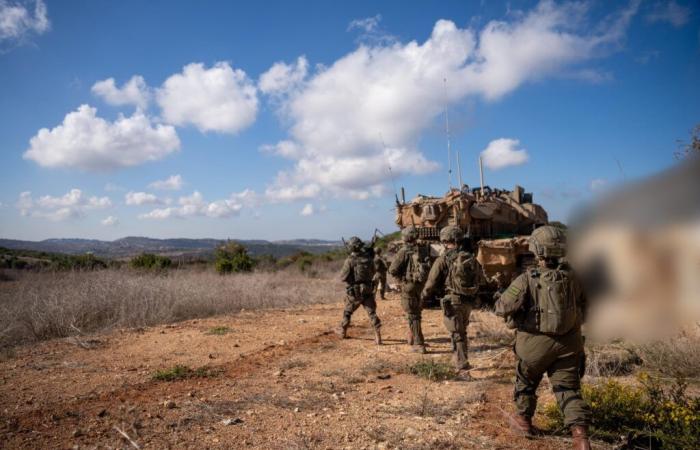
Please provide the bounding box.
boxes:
[405,246,430,284]
[526,268,578,335]
[351,253,375,285]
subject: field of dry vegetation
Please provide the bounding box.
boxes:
[0,265,343,350]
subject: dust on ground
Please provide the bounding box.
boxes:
[0,292,610,449]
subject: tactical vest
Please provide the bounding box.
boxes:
[522,267,578,335]
[445,250,479,297]
[405,245,429,284]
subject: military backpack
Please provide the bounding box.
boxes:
[524,267,578,335]
[446,250,479,297]
[351,253,375,286]
[405,245,430,284]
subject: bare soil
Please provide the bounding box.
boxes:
[0,292,611,449]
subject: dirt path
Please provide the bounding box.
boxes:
[0,293,610,449]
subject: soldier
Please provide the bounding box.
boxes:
[495,226,592,450]
[389,226,429,353]
[373,248,388,300]
[421,225,483,373]
[338,236,382,345]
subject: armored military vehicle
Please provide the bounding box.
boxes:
[394,184,549,301]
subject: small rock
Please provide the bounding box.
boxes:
[187,391,195,397]
[273,370,284,377]
[234,343,240,347]
[221,418,244,425]
[208,353,216,359]
[163,400,176,409]
[97,409,107,417]
[72,429,83,438]
[294,407,300,413]
[376,374,391,380]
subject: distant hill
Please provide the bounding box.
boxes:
[0,237,343,259]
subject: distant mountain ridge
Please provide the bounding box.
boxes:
[0,236,343,259]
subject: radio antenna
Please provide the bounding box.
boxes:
[456,150,464,189]
[379,133,399,203]
[443,78,453,189]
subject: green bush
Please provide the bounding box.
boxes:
[543,374,700,448]
[130,253,172,270]
[407,359,456,382]
[215,241,254,274]
[152,364,221,381]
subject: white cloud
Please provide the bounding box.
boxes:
[139,190,253,220]
[348,14,382,34]
[646,1,691,27]
[157,62,258,134]
[17,188,111,221]
[0,0,50,47]
[101,215,118,226]
[590,178,608,192]
[104,182,125,192]
[261,1,638,201]
[300,203,314,216]
[125,191,161,206]
[480,138,530,170]
[148,174,183,191]
[23,105,180,171]
[91,75,151,109]
[258,56,308,96]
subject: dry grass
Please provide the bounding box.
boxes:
[635,327,700,379]
[471,310,515,346]
[0,268,343,349]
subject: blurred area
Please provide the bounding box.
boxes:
[569,156,700,342]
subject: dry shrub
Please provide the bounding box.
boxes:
[471,310,514,346]
[635,327,700,379]
[584,343,642,377]
[0,268,343,348]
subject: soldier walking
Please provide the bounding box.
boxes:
[495,225,592,450]
[389,227,429,353]
[373,248,388,300]
[421,225,483,374]
[338,237,382,345]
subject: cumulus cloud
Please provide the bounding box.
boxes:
[0,0,50,48]
[646,1,691,27]
[91,75,151,109]
[300,203,314,216]
[125,191,162,206]
[17,188,111,221]
[23,105,180,171]
[261,1,639,201]
[139,190,255,220]
[148,174,183,191]
[258,56,308,96]
[348,14,382,34]
[101,215,118,226]
[157,62,258,134]
[480,138,529,170]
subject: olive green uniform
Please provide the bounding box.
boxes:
[388,243,425,346]
[373,254,388,299]
[340,253,381,331]
[421,248,483,370]
[496,266,592,428]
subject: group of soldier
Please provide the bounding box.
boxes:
[338,225,592,450]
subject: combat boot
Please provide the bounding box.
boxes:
[508,413,534,436]
[336,326,348,339]
[571,425,591,450]
[374,328,383,345]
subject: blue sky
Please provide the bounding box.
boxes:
[0,0,698,241]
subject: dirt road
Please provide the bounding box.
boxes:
[0,293,607,449]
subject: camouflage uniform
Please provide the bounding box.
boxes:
[421,238,483,370]
[373,250,388,300]
[495,226,592,450]
[339,237,382,344]
[389,243,427,351]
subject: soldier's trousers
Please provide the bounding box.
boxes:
[441,297,471,370]
[341,293,381,330]
[400,282,424,345]
[513,328,592,427]
[373,273,387,299]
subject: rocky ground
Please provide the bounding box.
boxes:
[0,291,612,449]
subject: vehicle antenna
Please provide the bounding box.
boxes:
[615,157,627,180]
[380,132,400,205]
[456,150,464,189]
[443,78,453,190]
[479,156,485,197]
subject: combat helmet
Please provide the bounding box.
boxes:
[529,225,566,259]
[401,226,418,242]
[347,236,364,253]
[439,225,464,244]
